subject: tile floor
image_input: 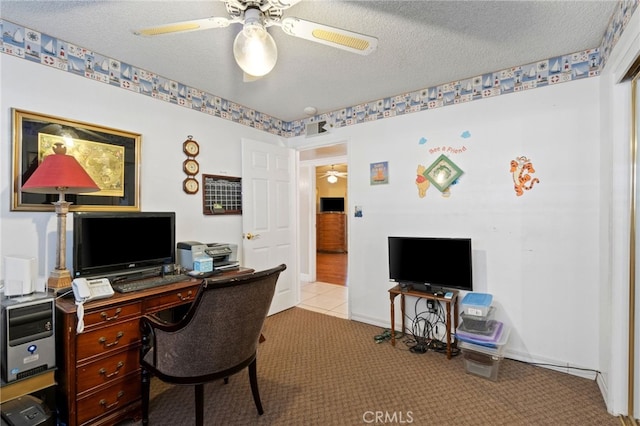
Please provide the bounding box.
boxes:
[298,281,348,319]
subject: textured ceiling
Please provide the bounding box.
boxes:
[0,1,619,122]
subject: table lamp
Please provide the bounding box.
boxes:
[21,142,100,290]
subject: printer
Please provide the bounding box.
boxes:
[177,241,239,272]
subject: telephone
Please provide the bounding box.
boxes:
[72,278,114,302]
[72,278,114,333]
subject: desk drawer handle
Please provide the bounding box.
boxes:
[98,331,124,348]
[100,308,121,321]
[99,361,124,378]
[177,291,193,302]
[99,391,124,410]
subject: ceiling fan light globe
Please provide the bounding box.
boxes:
[233,25,278,77]
[327,175,338,184]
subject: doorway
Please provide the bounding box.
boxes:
[298,144,348,317]
[315,163,348,286]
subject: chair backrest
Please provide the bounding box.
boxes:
[149,264,286,378]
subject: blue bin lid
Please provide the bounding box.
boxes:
[461,292,493,307]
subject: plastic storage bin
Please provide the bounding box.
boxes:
[463,349,502,381]
[457,319,502,343]
[460,306,496,333]
[458,325,510,381]
[457,320,505,348]
[461,292,493,317]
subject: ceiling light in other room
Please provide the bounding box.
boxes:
[233,7,277,77]
[327,175,338,184]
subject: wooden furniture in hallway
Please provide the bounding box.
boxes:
[317,213,346,253]
[316,252,347,286]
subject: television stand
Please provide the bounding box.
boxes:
[388,285,459,359]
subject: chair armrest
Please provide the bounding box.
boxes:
[140,312,179,332]
[139,313,183,358]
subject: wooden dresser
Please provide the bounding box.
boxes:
[55,269,251,426]
[317,213,346,253]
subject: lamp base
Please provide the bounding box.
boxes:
[48,269,72,290]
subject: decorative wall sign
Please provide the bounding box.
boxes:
[423,154,463,192]
[370,161,389,185]
[12,108,141,211]
[510,156,539,196]
[202,174,242,215]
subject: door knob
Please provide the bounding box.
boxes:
[245,232,261,240]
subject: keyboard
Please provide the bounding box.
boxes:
[112,274,190,294]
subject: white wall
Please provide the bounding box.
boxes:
[0,54,284,280]
[293,78,602,377]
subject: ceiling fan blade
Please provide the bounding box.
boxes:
[278,17,377,55]
[319,175,347,180]
[318,172,348,178]
[265,0,303,10]
[133,16,235,36]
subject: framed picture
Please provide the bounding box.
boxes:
[12,109,141,211]
[370,161,389,185]
[424,154,463,192]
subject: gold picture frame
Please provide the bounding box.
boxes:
[11,109,141,211]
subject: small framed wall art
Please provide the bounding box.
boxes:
[423,154,463,192]
[370,161,389,185]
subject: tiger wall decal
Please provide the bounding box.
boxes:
[510,156,539,196]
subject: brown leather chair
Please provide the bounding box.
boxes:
[139,264,286,425]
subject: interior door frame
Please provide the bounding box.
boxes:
[298,150,347,284]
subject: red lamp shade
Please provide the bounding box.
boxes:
[22,143,99,194]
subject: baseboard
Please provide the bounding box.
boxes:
[349,313,390,330]
[503,348,599,380]
[300,273,311,283]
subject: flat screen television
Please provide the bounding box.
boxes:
[388,236,473,292]
[319,197,344,212]
[73,211,176,280]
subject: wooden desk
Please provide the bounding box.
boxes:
[55,269,252,426]
[388,285,459,359]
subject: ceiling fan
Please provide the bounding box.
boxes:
[318,165,348,183]
[132,0,378,78]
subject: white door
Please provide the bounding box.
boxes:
[241,138,297,315]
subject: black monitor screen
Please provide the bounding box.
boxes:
[73,212,175,279]
[320,197,345,212]
[388,236,472,292]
